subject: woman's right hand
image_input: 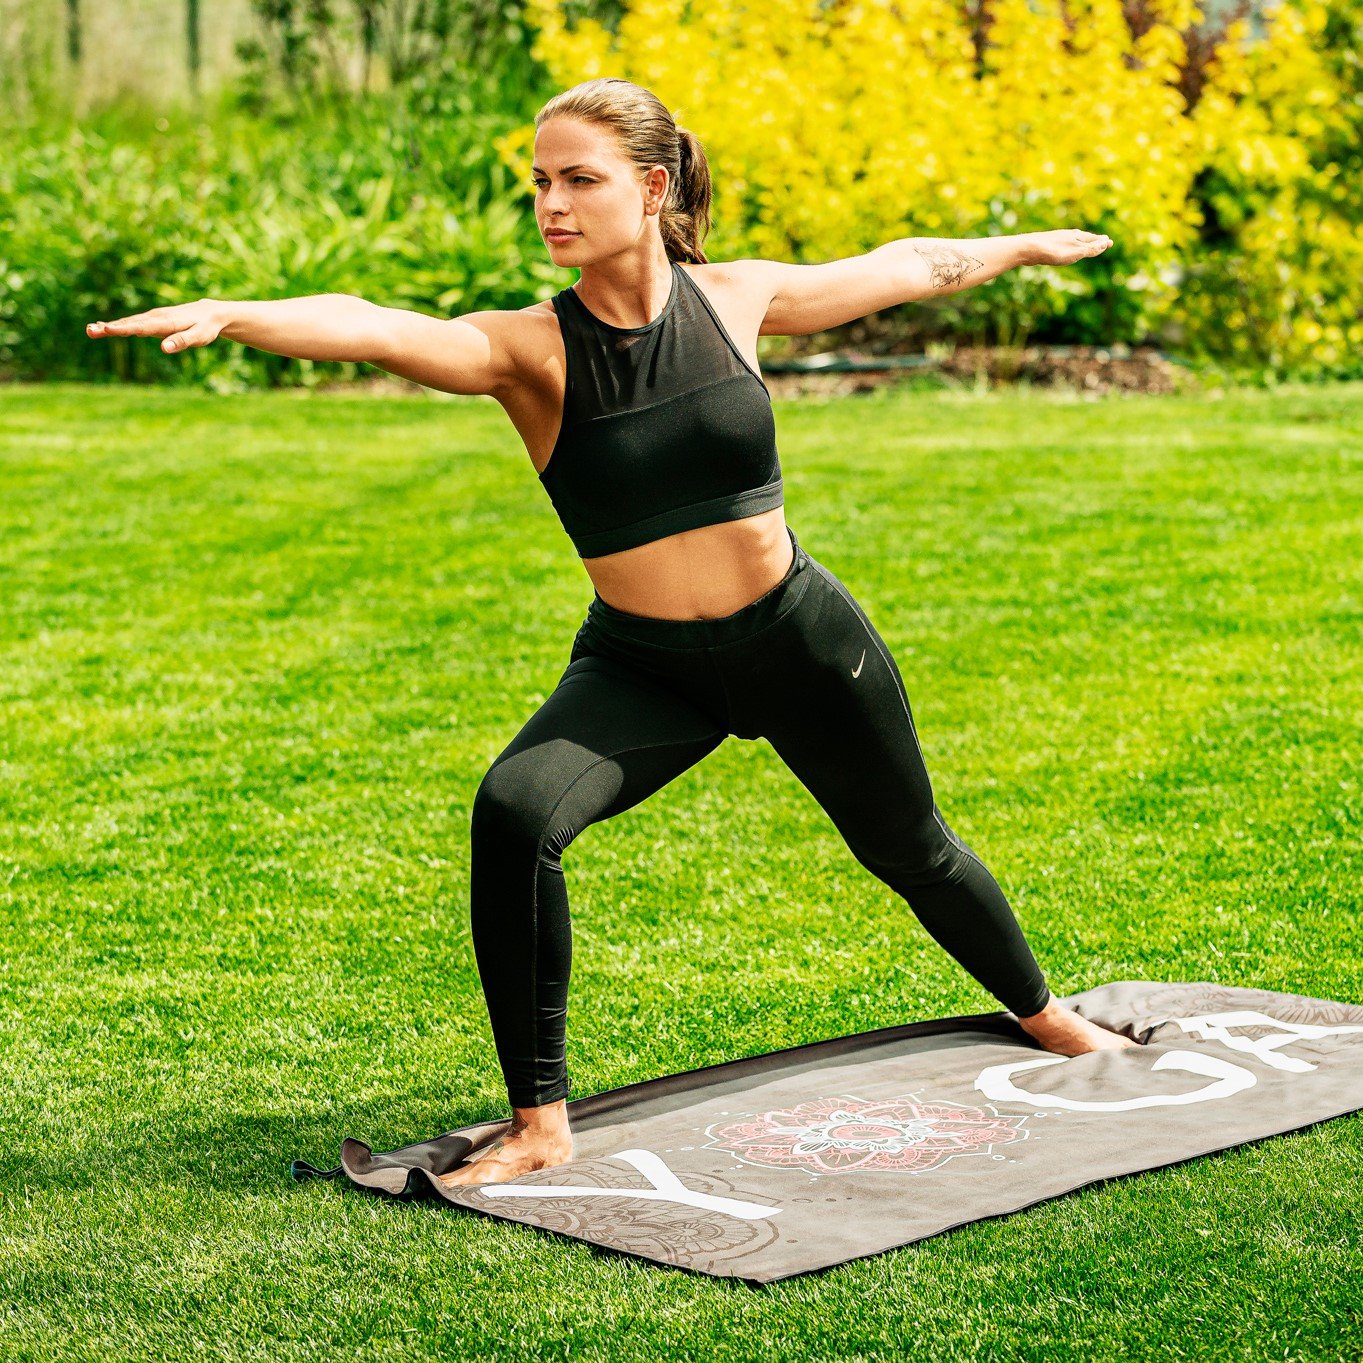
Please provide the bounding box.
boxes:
[86,299,226,353]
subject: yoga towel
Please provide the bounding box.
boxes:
[292,981,1363,1285]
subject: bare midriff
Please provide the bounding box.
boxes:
[581,505,792,621]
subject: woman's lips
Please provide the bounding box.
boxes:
[545,230,579,240]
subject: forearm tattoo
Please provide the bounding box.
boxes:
[914,243,986,289]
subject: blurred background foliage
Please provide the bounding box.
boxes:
[1,0,1359,389]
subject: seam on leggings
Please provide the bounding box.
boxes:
[704,567,817,727]
[813,563,1048,1014]
[528,728,723,1099]
[807,560,999,888]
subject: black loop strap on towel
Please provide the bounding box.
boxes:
[290,1158,344,1180]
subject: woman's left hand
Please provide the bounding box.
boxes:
[1026,229,1114,266]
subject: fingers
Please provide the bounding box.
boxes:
[87,317,162,338]
[1032,229,1113,265]
[86,305,190,339]
[161,324,214,352]
[86,305,217,352]
[87,317,179,339]
[1072,230,1113,256]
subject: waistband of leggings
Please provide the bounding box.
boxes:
[585,524,811,650]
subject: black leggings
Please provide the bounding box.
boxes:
[470,525,1052,1108]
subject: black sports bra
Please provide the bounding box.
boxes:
[540,259,784,559]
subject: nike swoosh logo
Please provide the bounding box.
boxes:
[852,648,865,678]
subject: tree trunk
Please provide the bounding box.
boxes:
[187,0,202,96]
[65,0,81,65]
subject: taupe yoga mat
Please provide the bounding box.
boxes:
[291,981,1363,1285]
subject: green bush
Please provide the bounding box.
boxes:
[4,0,1361,388]
[1,88,564,389]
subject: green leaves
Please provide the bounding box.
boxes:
[1,96,563,388]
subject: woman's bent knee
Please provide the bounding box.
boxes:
[849,812,965,887]
[472,762,562,853]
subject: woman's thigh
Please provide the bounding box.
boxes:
[468,648,727,1105]
[717,558,955,881]
[472,650,727,859]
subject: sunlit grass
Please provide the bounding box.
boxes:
[1,379,1359,1362]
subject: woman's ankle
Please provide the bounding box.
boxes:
[510,1097,570,1135]
[1015,996,1062,1024]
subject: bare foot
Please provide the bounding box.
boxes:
[1013,998,1140,1055]
[436,1105,575,1188]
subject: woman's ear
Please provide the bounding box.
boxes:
[642,164,669,214]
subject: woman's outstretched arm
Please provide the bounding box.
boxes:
[87,293,388,361]
[741,228,1113,337]
[87,294,526,397]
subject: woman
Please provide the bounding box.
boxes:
[88,77,1134,1189]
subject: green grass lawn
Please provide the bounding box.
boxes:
[1,378,1359,1361]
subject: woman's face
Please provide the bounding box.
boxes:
[532,117,667,262]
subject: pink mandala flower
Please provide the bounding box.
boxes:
[704,1095,1027,1174]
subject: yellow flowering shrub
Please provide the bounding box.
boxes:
[1179,0,1363,376]
[498,0,1363,378]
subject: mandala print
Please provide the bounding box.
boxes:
[1136,985,1363,1034]
[704,1095,1027,1175]
[447,1158,781,1266]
